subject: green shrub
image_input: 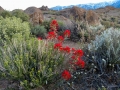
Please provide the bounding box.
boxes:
[0,37,65,89]
[31,25,47,38]
[0,10,12,18]
[0,16,30,41]
[101,21,111,28]
[86,28,120,72]
[12,9,29,22]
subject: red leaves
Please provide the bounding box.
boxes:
[61,70,71,80]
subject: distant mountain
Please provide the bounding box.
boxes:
[50,0,120,10]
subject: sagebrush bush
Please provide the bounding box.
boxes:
[31,25,47,38]
[86,28,120,72]
[0,10,12,18]
[0,16,30,41]
[12,9,29,22]
[60,28,120,90]
[0,37,65,89]
[101,20,111,29]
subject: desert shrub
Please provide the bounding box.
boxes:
[31,25,47,38]
[57,21,66,35]
[12,9,29,22]
[0,10,12,18]
[59,28,120,90]
[101,21,111,28]
[115,24,120,28]
[41,20,51,32]
[0,16,30,41]
[84,28,120,73]
[0,37,65,89]
[78,24,105,42]
[111,17,117,22]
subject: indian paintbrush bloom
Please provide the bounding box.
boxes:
[62,46,71,53]
[61,70,71,80]
[57,36,64,43]
[54,43,62,50]
[73,49,84,57]
[47,31,56,39]
[50,20,59,32]
[75,58,85,68]
[63,29,71,38]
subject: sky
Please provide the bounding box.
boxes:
[0,0,115,11]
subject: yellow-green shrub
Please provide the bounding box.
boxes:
[0,16,30,41]
[0,37,65,89]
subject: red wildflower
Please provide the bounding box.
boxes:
[61,70,71,80]
[73,49,84,57]
[57,36,64,42]
[75,58,85,68]
[71,55,76,60]
[63,30,71,37]
[62,46,71,53]
[54,43,62,50]
[47,31,56,39]
[37,37,42,40]
[71,48,76,52]
[50,20,59,31]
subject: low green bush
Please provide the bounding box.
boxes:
[0,10,12,18]
[12,9,29,22]
[0,16,30,41]
[31,25,47,38]
[0,37,65,89]
[87,28,120,66]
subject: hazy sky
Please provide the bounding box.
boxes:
[1,0,115,11]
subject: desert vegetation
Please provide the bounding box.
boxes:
[0,6,120,90]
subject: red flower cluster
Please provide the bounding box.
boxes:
[47,31,56,39]
[54,43,62,50]
[50,20,59,32]
[61,46,71,53]
[57,36,64,42]
[61,70,71,80]
[71,49,85,68]
[75,58,85,68]
[64,30,71,38]
[73,49,84,57]
[37,19,85,81]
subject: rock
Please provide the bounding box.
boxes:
[70,6,86,21]
[59,6,100,26]
[40,5,49,11]
[86,10,100,25]
[44,14,74,30]
[24,6,44,25]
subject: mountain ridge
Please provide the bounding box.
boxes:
[50,0,120,10]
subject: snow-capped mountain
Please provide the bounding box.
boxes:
[50,0,120,10]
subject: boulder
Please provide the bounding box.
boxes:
[59,6,100,26]
[40,5,49,11]
[24,6,44,25]
[86,10,100,25]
